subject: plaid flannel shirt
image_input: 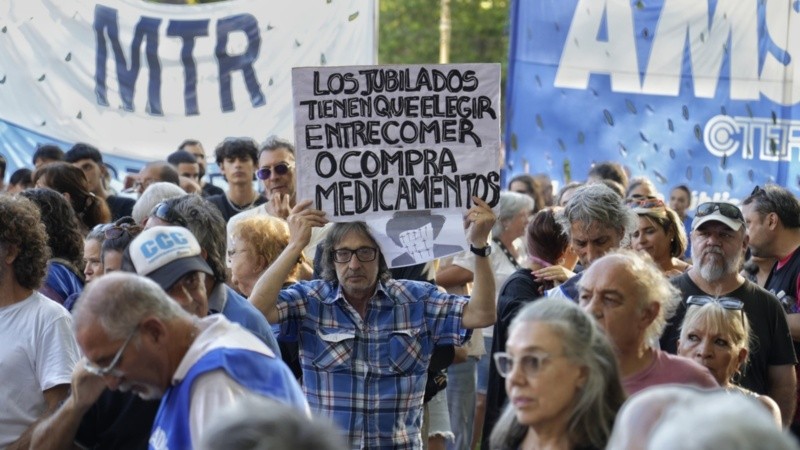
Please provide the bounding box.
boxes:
[276,278,469,450]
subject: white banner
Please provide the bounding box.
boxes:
[292,63,501,267]
[0,0,376,161]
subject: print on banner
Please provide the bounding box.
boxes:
[292,64,502,220]
[94,5,265,116]
[504,0,800,206]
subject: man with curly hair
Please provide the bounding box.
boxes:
[0,195,80,448]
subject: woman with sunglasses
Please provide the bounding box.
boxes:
[677,296,781,424]
[490,298,626,450]
[628,199,691,276]
[100,217,143,274]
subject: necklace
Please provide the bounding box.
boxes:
[225,191,259,212]
[493,238,522,270]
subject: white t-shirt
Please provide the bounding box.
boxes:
[451,241,520,338]
[0,292,79,447]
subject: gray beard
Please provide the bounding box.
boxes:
[695,247,740,283]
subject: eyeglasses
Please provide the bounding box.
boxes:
[151,201,187,227]
[256,162,293,180]
[493,351,559,378]
[686,295,745,323]
[333,247,378,263]
[695,202,744,222]
[104,223,141,240]
[626,198,666,209]
[628,194,659,201]
[84,327,138,377]
[227,247,249,259]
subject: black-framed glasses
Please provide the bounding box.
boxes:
[686,295,745,323]
[333,247,378,263]
[151,201,187,227]
[104,223,142,240]
[256,162,293,180]
[84,327,138,377]
[493,351,558,378]
[695,202,744,222]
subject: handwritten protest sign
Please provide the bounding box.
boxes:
[292,63,501,267]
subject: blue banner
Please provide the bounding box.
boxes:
[505,0,800,204]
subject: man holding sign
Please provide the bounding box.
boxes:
[249,197,498,449]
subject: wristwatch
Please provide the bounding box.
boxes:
[470,243,492,257]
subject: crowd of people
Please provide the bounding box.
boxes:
[1,144,799,450]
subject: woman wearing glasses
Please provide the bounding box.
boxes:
[489,298,625,450]
[628,199,691,276]
[677,296,782,424]
[229,214,305,379]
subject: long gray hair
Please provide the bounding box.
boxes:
[489,298,626,450]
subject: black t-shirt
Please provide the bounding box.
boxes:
[661,273,797,394]
[75,390,159,450]
[105,195,135,221]
[481,268,544,450]
[201,182,225,198]
[206,194,267,223]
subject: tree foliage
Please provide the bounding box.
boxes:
[379,0,509,76]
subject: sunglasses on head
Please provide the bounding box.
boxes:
[151,201,187,227]
[256,163,292,180]
[626,198,666,209]
[104,223,142,240]
[695,202,743,221]
[686,295,745,323]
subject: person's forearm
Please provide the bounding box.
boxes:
[462,252,496,329]
[768,369,797,427]
[787,313,800,341]
[29,395,87,450]
[435,265,474,288]
[249,241,305,323]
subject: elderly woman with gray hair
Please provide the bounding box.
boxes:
[490,298,626,450]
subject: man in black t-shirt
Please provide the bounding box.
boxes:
[742,184,800,433]
[660,201,797,426]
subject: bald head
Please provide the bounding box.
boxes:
[74,272,187,340]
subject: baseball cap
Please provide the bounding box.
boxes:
[129,226,213,289]
[691,202,744,232]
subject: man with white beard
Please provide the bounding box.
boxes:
[659,202,797,426]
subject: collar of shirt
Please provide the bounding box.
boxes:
[325,280,389,305]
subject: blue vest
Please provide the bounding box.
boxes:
[149,348,306,450]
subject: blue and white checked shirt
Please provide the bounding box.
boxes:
[276,278,469,450]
